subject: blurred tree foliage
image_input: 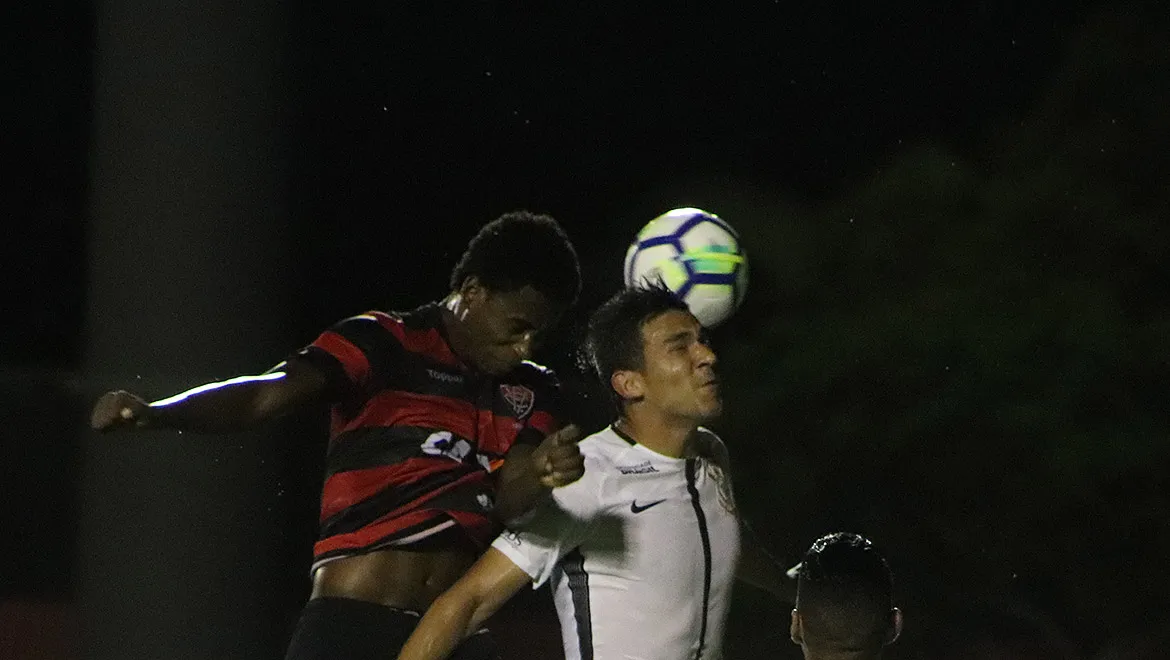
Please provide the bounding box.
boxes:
[715,5,1169,657]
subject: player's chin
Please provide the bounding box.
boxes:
[483,355,522,376]
[696,397,723,422]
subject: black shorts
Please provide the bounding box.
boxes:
[284,597,498,660]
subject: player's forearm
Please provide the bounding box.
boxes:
[145,373,294,433]
[395,595,490,660]
[495,425,584,523]
[493,468,550,526]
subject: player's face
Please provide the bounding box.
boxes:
[462,283,560,375]
[636,309,721,422]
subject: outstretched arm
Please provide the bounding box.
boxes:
[700,433,797,604]
[396,548,531,660]
[89,358,330,434]
[736,533,797,605]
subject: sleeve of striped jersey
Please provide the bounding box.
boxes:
[490,455,603,587]
[513,368,563,447]
[289,313,402,399]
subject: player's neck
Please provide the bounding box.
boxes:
[617,411,699,459]
[439,293,475,368]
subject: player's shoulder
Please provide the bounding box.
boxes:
[321,311,406,348]
[330,309,400,329]
[577,426,641,467]
[695,425,726,448]
[545,428,630,505]
[695,426,732,469]
[335,302,444,335]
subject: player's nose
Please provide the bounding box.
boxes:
[694,341,717,367]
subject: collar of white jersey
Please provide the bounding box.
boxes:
[607,423,694,465]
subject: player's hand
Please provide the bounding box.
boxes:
[530,424,584,488]
[90,390,152,432]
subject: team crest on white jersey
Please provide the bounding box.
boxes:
[499,384,535,418]
[705,462,738,516]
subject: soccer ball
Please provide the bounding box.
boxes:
[623,207,748,327]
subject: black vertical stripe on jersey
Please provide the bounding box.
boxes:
[686,459,713,660]
[562,548,594,660]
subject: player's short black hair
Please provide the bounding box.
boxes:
[796,532,895,652]
[584,283,689,408]
[449,211,581,308]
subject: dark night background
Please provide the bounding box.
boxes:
[3,1,1168,658]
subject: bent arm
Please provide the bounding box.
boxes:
[493,443,547,524]
[396,548,531,660]
[92,358,330,434]
[494,425,584,525]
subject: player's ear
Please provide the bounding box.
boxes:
[885,607,903,645]
[789,609,802,645]
[611,369,643,401]
[459,276,488,309]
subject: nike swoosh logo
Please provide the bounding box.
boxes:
[630,499,667,514]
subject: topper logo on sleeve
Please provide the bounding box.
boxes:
[426,368,464,384]
[499,384,535,418]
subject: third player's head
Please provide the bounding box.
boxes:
[791,532,902,660]
[585,283,721,425]
[446,211,581,375]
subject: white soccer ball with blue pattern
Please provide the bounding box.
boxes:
[623,208,748,328]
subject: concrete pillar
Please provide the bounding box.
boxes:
[80,2,299,658]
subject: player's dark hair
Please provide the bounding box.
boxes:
[796,532,895,653]
[449,211,581,307]
[585,283,689,409]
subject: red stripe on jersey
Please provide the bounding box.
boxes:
[527,410,556,436]
[372,312,462,368]
[313,508,495,557]
[312,330,371,388]
[319,457,459,523]
[313,480,495,556]
[313,510,450,557]
[335,390,479,440]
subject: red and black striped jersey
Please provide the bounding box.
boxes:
[291,302,561,571]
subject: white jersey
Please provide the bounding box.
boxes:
[492,425,741,660]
